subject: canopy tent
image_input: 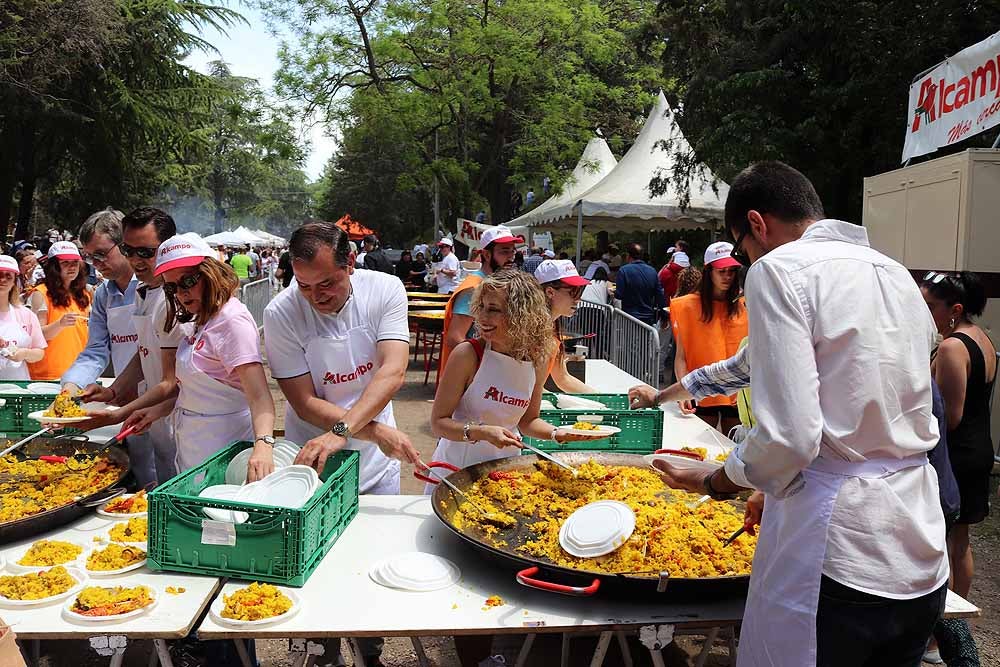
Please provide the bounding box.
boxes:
[250,229,286,246]
[201,230,245,247]
[521,91,729,261]
[508,137,618,228]
[335,214,376,241]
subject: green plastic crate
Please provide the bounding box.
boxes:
[526,393,664,454]
[0,380,80,438]
[147,442,359,587]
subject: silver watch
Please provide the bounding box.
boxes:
[255,435,275,446]
[331,421,351,439]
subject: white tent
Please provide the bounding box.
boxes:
[202,230,245,247]
[250,229,286,246]
[232,226,269,245]
[524,91,729,260]
[508,137,618,228]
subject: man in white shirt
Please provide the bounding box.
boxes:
[434,237,461,293]
[654,161,948,666]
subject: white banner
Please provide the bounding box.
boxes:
[903,31,1000,161]
[533,232,553,251]
[455,218,529,248]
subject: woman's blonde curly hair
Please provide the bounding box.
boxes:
[472,269,556,366]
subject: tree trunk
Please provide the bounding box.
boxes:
[212,167,225,233]
[0,124,19,241]
[13,127,36,242]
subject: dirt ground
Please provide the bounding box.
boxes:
[29,354,1000,666]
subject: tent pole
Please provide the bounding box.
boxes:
[575,208,583,265]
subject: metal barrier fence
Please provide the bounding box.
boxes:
[239,278,273,330]
[558,299,661,388]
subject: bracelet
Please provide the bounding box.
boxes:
[550,428,560,442]
[463,422,473,442]
[702,469,737,501]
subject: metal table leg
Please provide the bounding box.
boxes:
[347,638,367,667]
[560,633,571,667]
[649,647,666,667]
[108,653,125,667]
[410,637,430,667]
[694,627,720,667]
[152,639,174,667]
[615,631,634,667]
[514,634,536,667]
[588,631,614,667]
[233,639,254,667]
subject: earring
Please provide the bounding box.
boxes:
[949,317,956,329]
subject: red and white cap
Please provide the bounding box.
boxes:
[154,234,213,276]
[437,237,454,247]
[48,241,81,261]
[0,255,18,273]
[534,259,589,287]
[704,241,741,269]
[480,225,524,248]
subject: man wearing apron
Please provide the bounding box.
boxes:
[264,220,420,667]
[654,162,948,666]
[60,208,151,485]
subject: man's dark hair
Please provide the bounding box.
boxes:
[290,221,351,266]
[724,161,825,235]
[363,233,378,248]
[626,243,643,260]
[122,207,176,243]
[674,239,689,252]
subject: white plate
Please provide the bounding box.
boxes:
[643,453,723,473]
[369,553,461,592]
[199,484,247,523]
[209,587,301,627]
[28,403,118,424]
[257,466,320,509]
[0,567,88,607]
[96,494,148,520]
[84,547,147,577]
[224,448,254,485]
[62,586,158,622]
[26,383,61,395]
[555,394,607,410]
[0,384,28,394]
[7,541,87,573]
[562,425,620,439]
[559,501,636,558]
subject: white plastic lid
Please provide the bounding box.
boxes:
[370,552,461,591]
[559,500,636,558]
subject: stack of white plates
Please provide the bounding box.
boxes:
[199,484,248,523]
[26,383,61,395]
[0,383,28,394]
[369,552,461,591]
[558,500,636,558]
[235,465,321,510]
[224,441,300,485]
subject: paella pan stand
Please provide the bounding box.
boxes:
[0,435,132,545]
[430,452,750,601]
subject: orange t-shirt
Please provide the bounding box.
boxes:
[669,293,748,407]
[27,285,90,381]
[440,274,484,374]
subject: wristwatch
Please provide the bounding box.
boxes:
[702,470,737,501]
[255,435,275,446]
[331,421,352,439]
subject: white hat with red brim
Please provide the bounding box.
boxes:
[0,256,18,273]
[704,241,741,269]
[437,237,454,247]
[48,241,81,261]
[480,225,524,248]
[534,259,589,287]
[154,234,213,276]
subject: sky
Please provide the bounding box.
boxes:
[183,2,336,181]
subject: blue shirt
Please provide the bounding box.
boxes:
[614,260,665,325]
[522,254,544,276]
[451,270,486,317]
[62,277,139,387]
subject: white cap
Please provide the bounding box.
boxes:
[0,255,18,273]
[48,241,81,261]
[437,237,454,247]
[154,233,214,276]
[534,259,589,287]
[666,246,676,253]
[703,241,741,269]
[672,251,690,268]
[543,249,556,258]
[479,225,524,248]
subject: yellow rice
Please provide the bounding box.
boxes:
[0,566,77,600]
[0,455,122,523]
[17,540,83,567]
[221,582,292,621]
[86,543,145,571]
[108,517,147,543]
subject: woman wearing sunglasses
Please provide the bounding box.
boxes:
[921,270,996,604]
[27,241,92,380]
[533,259,597,393]
[116,234,276,481]
[668,241,747,433]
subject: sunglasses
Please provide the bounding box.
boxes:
[554,284,585,299]
[730,228,752,268]
[118,242,158,259]
[163,272,203,296]
[923,271,960,287]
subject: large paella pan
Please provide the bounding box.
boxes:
[429,452,754,600]
[0,434,131,544]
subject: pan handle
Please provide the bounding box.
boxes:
[654,448,705,461]
[78,486,127,508]
[516,566,600,597]
[413,460,460,485]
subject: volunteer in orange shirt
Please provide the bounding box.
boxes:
[669,241,747,433]
[27,242,92,380]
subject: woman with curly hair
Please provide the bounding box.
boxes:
[114,234,275,480]
[428,269,571,472]
[27,242,92,380]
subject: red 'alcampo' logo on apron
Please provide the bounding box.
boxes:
[483,386,529,408]
[323,362,374,385]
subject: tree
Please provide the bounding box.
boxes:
[643,0,1000,221]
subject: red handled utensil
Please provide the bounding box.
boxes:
[415,460,514,526]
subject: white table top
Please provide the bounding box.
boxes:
[0,513,220,639]
[197,495,747,639]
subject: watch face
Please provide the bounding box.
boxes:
[332,422,348,436]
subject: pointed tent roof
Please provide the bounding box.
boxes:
[335,214,376,241]
[508,137,618,227]
[527,91,728,231]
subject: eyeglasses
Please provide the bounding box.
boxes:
[81,250,113,265]
[730,228,752,268]
[162,272,203,296]
[118,242,158,259]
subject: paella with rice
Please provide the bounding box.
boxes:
[0,566,78,600]
[108,517,147,544]
[221,582,293,621]
[16,540,83,567]
[69,585,154,617]
[451,460,756,578]
[0,455,122,525]
[86,543,145,571]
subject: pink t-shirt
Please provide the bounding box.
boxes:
[181,297,261,390]
[0,305,47,350]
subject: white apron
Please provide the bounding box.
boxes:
[132,287,177,484]
[738,454,930,667]
[282,297,398,494]
[426,343,535,490]
[172,327,254,472]
[0,311,32,380]
[105,295,138,377]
